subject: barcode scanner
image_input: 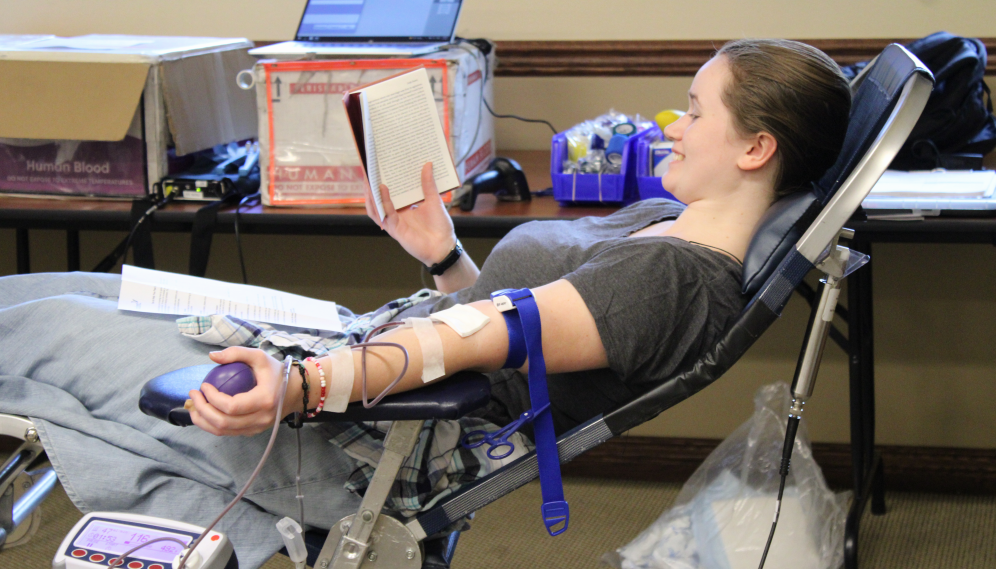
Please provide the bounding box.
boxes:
[459,157,531,211]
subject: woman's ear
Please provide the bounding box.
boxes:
[738,132,778,172]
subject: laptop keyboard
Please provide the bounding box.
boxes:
[308,42,436,49]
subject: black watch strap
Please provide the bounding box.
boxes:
[426,240,464,276]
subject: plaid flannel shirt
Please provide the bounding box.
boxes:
[176,289,531,518]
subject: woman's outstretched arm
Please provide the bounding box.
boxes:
[187,279,607,436]
[368,162,479,294]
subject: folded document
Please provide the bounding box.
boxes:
[118,265,343,331]
[862,169,996,217]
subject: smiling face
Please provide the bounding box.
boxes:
[661,56,763,205]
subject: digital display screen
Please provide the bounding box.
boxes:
[73,520,191,563]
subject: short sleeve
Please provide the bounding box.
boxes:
[563,239,745,386]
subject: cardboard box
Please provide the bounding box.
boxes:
[252,48,495,206]
[0,35,258,197]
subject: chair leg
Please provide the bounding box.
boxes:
[1,415,57,549]
[315,420,425,569]
[421,531,461,569]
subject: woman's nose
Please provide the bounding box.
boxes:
[663,117,685,142]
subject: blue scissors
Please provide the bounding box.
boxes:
[461,403,551,460]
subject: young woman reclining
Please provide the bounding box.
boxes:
[0,38,850,568]
[188,38,851,440]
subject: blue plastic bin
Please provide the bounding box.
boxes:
[635,126,681,203]
[550,128,652,205]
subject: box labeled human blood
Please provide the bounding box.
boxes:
[0,35,257,197]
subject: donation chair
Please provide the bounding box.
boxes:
[3,44,932,569]
[291,43,932,569]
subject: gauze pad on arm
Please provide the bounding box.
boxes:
[429,304,490,337]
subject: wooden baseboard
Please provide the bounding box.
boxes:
[562,436,996,495]
[492,38,996,76]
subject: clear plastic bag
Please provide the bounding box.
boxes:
[605,383,849,569]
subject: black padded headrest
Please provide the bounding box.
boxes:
[741,189,821,297]
[741,44,922,297]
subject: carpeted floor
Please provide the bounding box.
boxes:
[2,475,995,569]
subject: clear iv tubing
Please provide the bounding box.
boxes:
[174,355,295,569]
[359,322,412,408]
[161,330,410,569]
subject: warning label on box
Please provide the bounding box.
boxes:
[0,137,146,196]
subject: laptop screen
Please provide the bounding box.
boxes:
[296,0,463,42]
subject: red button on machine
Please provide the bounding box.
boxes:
[148,565,164,569]
[127,562,143,569]
[71,549,87,558]
[89,553,106,562]
[211,534,220,541]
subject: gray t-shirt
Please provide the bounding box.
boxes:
[398,199,747,434]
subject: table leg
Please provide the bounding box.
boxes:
[16,228,30,274]
[843,239,884,569]
[67,230,80,272]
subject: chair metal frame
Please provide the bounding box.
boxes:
[0,415,59,550]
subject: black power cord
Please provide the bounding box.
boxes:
[483,97,558,136]
[92,185,174,273]
[450,38,560,143]
[233,192,260,285]
[757,415,801,569]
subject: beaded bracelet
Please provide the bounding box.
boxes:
[305,356,327,418]
[292,359,310,418]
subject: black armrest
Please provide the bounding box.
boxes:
[139,365,491,426]
[303,371,491,423]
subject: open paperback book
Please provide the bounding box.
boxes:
[343,66,460,220]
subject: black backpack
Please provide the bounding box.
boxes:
[844,32,996,170]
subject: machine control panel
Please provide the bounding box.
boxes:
[53,512,234,569]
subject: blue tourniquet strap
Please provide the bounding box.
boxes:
[498,310,527,369]
[491,288,569,536]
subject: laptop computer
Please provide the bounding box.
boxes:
[250,0,464,58]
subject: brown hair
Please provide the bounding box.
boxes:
[717,39,852,198]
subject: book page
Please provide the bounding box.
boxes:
[360,90,386,220]
[118,265,342,332]
[360,68,459,214]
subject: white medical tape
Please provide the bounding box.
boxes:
[404,317,445,382]
[325,345,354,413]
[429,304,491,337]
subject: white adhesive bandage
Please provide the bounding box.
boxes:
[325,346,354,412]
[404,317,445,382]
[429,304,491,337]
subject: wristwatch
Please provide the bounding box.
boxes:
[426,240,464,276]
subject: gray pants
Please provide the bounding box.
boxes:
[0,272,361,569]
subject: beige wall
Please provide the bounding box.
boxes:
[3,0,996,41]
[2,1,995,448]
